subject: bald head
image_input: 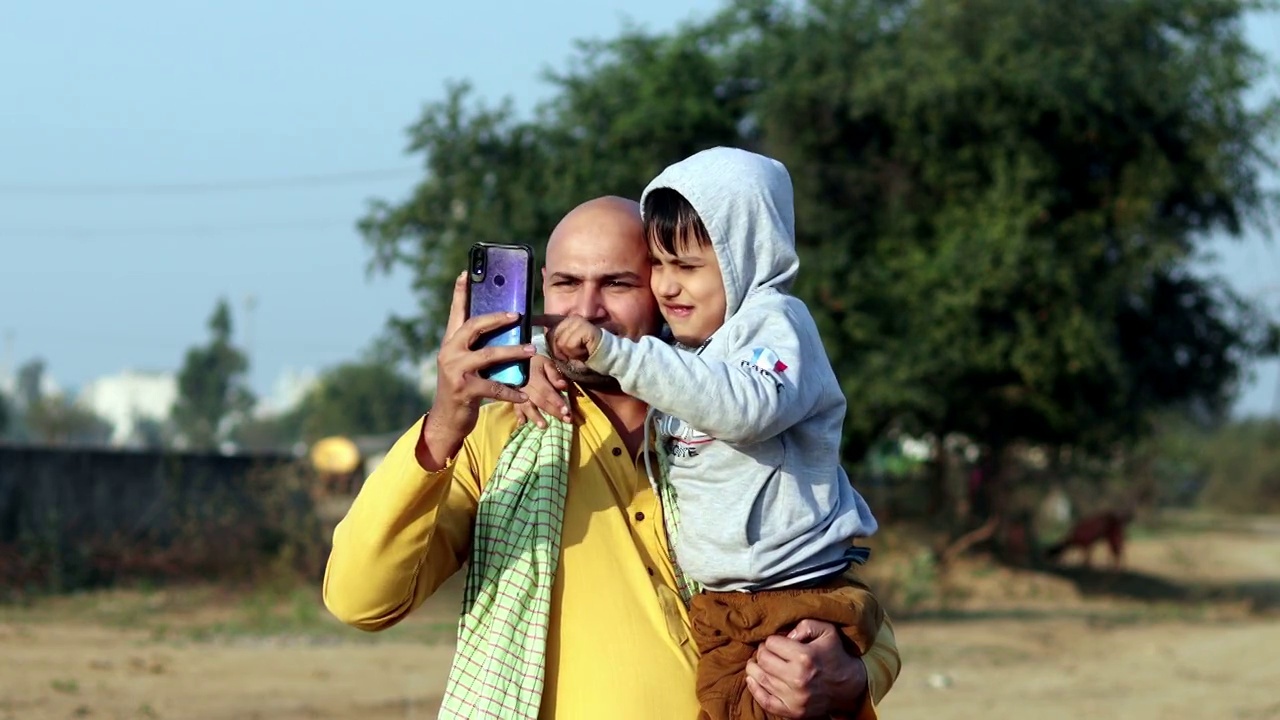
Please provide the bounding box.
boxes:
[541,195,660,385]
[546,195,644,263]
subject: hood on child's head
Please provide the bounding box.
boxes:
[640,147,799,322]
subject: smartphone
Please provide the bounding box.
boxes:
[465,242,535,388]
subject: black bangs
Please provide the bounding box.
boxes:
[643,187,712,256]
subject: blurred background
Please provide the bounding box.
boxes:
[2,1,1279,718]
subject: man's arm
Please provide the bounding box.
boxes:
[860,616,901,711]
[323,270,535,629]
[321,416,482,630]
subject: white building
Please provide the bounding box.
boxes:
[77,370,178,447]
[253,366,320,419]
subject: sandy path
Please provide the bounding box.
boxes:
[3,522,1278,720]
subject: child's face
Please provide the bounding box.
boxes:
[648,234,726,347]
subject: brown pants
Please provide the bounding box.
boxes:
[688,576,884,720]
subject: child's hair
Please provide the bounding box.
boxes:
[643,187,712,256]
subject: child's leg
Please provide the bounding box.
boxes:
[688,578,885,720]
[689,592,767,720]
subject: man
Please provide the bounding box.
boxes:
[322,196,901,719]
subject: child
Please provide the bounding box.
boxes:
[546,147,883,720]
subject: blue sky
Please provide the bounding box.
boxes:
[0,1,1276,416]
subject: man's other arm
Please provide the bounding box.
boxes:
[858,616,902,718]
[322,415,482,630]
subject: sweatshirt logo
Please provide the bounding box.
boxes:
[750,347,787,374]
[741,347,786,393]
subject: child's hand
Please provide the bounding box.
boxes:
[549,316,603,362]
[514,355,573,429]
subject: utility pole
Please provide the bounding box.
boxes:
[1,328,13,388]
[243,293,257,365]
[1254,285,1280,418]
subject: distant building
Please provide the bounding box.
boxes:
[77,370,177,447]
[254,366,319,419]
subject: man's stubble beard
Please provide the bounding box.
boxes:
[544,314,663,392]
[552,357,622,391]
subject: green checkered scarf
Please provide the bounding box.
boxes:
[437,416,573,720]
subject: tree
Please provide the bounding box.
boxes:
[171,299,255,449]
[24,395,113,445]
[16,358,46,409]
[0,391,10,438]
[746,0,1278,451]
[361,0,1279,538]
[5,357,51,441]
[231,413,306,453]
[292,359,426,442]
[131,417,173,450]
[359,20,749,353]
[733,0,1279,547]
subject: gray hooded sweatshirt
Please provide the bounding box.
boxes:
[585,147,879,592]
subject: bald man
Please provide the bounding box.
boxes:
[323,197,901,719]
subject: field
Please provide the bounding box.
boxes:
[2,513,1278,720]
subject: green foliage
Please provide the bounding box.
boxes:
[232,358,426,450]
[171,299,255,449]
[131,418,172,450]
[16,358,45,409]
[362,0,1279,466]
[0,358,112,445]
[359,20,748,353]
[231,413,305,453]
[24,395,113,445]
[292,360,426,441]
[1196,417,1280,512]
[1118,414,1280,513]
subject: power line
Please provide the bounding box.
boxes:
[0,327,364,356]
[0,167,418,197]
[0,218,356,240]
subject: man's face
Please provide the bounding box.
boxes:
[542,202,661,385]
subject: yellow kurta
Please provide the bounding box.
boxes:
[323,390,900,719]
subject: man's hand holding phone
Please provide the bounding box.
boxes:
[419,272,537,470]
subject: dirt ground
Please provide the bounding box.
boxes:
[2,514,1279,720]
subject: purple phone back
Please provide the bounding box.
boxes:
[468,244,532,386]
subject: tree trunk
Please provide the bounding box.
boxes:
[938,442,1010,565]
[926,436,951,520]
